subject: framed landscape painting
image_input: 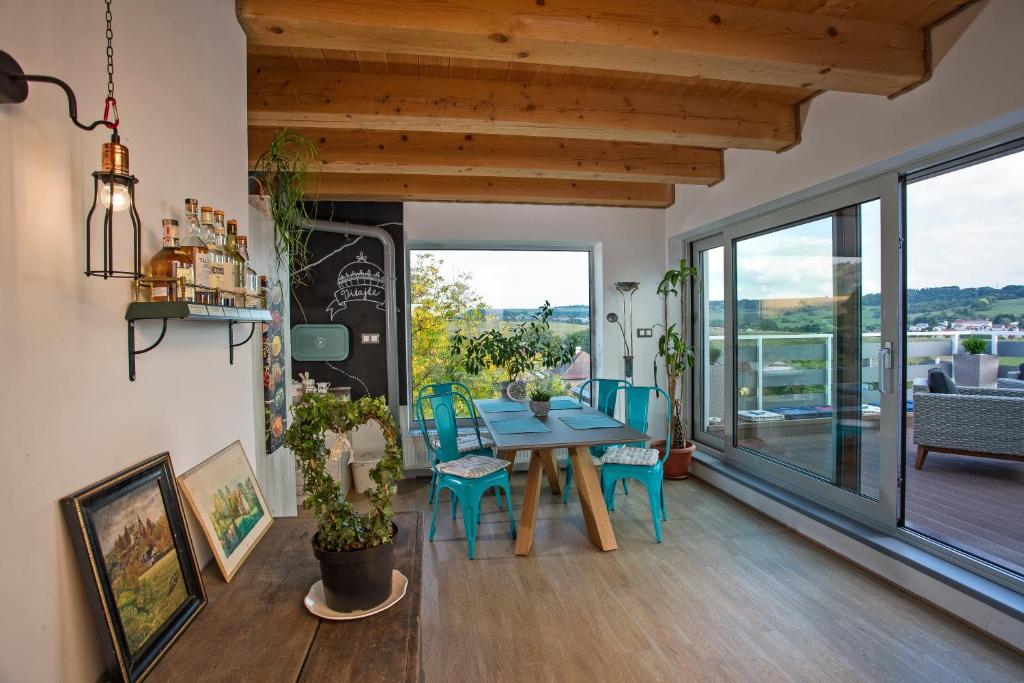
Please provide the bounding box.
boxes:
[177,441,273,582]
[62,453,206,683]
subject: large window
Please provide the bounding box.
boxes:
[409,249,592,407]
[694,242,725,445]
[903,143,1024,576]
[733,200,882,499]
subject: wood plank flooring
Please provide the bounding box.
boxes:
[394,474,1024,681]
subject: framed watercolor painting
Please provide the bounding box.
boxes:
[61,453,206,683]
[177,440,273,582]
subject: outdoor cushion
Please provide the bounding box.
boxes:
[601,446,660,466]
[431,432,495,453]
[774,407,818,420]
[927,368,958,394]
[737,409,785,422]
[436,455,509,479]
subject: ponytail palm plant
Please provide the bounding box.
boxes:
[656,260,699,447]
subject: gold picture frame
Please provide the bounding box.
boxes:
[177,441,273,582]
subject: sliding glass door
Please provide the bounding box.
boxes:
[692,237,725,448]
[704,176,902,523]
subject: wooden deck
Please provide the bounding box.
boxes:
[736,421,1024,576]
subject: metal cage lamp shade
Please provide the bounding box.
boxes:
[85,136,142,278]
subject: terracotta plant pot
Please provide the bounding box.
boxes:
[655,439,696,480]
[312,525,396,612]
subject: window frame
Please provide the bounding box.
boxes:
[688,234,726,451]
[404,242,597,422]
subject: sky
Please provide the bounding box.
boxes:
[411,249,590,309]
[705,147,1024,302]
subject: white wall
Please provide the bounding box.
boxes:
[665,0,1024,237]
[0,2,255,680]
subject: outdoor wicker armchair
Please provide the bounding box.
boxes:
[913,385,1024,469]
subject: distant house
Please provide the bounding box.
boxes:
[909,322,930,332]
[951,319,993,331]
[556,350,591,387]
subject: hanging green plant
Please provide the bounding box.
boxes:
[251,128,320,283]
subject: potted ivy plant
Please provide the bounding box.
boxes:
[285,393,404,612]
[452,302,574,399]
[654,259,699,479]
[953,337,999,387]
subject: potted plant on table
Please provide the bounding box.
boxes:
[452,302,574,400]
[528,375,565,418]
[285,393,404,612]
[953,337,999,387]
[654,259,700,479]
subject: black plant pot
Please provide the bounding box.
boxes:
[312,525,396,612]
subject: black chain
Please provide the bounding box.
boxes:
[105,0,114,99]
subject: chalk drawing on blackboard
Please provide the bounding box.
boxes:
[326,252,387,319]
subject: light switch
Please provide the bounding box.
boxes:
[361,332,381,344]
[637,328,654,338]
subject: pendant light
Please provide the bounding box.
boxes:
[0,0,142,279]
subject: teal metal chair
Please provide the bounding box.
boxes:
[419,391,516,559]
[600,385,672,542]
[562,377,631,503]
[414,382,494,504]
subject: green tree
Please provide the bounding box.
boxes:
[410,254,502,406]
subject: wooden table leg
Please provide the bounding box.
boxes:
[497,449,517,469]
[514,450,544,556]
[569,446,617,552]
[538,448,562,495]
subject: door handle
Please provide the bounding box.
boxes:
[877,343,893,394]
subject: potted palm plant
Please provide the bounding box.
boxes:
[953,336,999,387]
[654,259,699,479]
[285,393,404,612]
[452,302,574,399]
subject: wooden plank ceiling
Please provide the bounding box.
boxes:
[240,0,976,207]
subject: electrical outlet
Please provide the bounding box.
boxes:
[637,328,654,338]
[360,332,381,344]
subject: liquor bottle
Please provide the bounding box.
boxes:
[213,210,235,306]
[226,219,246,297]
[236,234,260,307]
[149,219,194,303]
[201,206,225,301]
[182,198,211,303]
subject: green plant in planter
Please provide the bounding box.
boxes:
[251,128,320,285]
[961,337,988,355]
[451,302,574,383]
[656,259,699,448]
[285,393,404,552]
[528,375,565,402]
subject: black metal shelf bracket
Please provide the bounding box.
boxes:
[228,321,258,365]
[127,318,168,381]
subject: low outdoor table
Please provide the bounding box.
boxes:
[475,398,651,556]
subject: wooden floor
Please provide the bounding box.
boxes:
[738,423,1024,575]
[392,473,1024,682]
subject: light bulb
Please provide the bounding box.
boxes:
[100,182,131,212]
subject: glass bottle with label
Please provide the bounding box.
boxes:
[226,219,246,300]
[213,210,235,306]
[181,198,211,303]
[148,219,194,302]
[236,234,260,307]
[201,206,225,302]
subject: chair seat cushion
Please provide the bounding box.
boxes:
[601,446,660,466]
[431,432,495,454]
[437,455,509,479]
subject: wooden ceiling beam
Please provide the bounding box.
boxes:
[237,0,926,96]
[309,173,674,208]
[248,127,723,185]
[248,68,797,151]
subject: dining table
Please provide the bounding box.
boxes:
[474,397,651,556]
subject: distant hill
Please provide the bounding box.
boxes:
[708,285,1024,333]
[491,305,590,323]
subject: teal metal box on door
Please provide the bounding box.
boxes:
[291,324,350,362]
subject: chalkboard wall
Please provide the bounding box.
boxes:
[290,202,407,406]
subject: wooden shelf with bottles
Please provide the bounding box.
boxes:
[125,277,271,381]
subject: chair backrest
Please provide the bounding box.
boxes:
[615,385,673,458]
[576,378,631,417]
[414,381,486,448]
[415,390,474,467]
